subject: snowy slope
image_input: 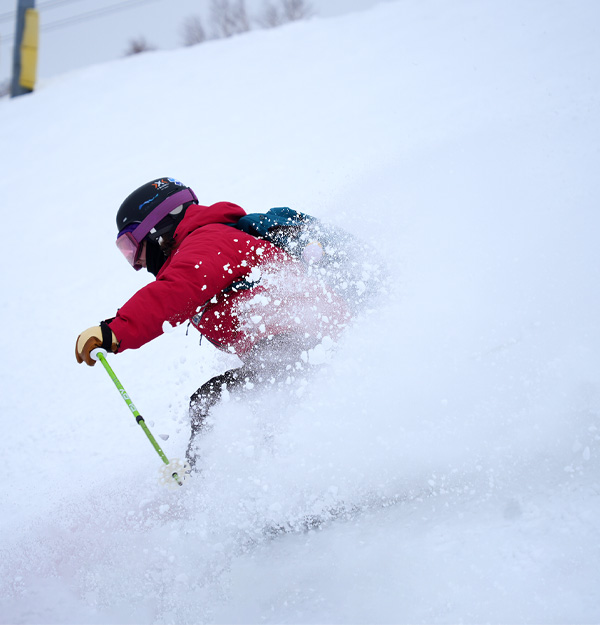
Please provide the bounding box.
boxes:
[1,0,600,622]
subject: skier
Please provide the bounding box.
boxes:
[75,177,351,467]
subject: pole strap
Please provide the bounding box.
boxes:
[100,321,114,352]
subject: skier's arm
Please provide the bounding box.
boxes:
[107,227,257,352]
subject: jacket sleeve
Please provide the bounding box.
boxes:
[108,225,261,351]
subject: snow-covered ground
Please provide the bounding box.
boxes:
[1,1,600,622]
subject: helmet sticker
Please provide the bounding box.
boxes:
[138,193,159,210]
[151,178,184,191]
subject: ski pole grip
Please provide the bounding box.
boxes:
[90,347,108,362]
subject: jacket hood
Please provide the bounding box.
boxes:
[172,202,247,244]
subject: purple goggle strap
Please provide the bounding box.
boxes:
[130,187,198,243]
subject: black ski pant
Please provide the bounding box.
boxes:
[186,334,314,466]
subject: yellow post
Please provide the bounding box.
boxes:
[19,8,39,91]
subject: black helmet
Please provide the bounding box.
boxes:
[115,177,198,276]
[116,177,198,244]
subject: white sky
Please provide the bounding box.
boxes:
[0,0,388,86]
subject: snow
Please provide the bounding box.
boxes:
[1,0,600,622]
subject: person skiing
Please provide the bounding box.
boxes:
[75,177,352,467]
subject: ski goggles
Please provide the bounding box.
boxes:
[116,224,145,270]
[116,187,198,270]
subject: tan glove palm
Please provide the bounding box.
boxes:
[75,325,118,366]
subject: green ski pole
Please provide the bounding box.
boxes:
[91,348,189,488]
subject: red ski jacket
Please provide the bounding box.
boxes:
[108,202,350,356]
